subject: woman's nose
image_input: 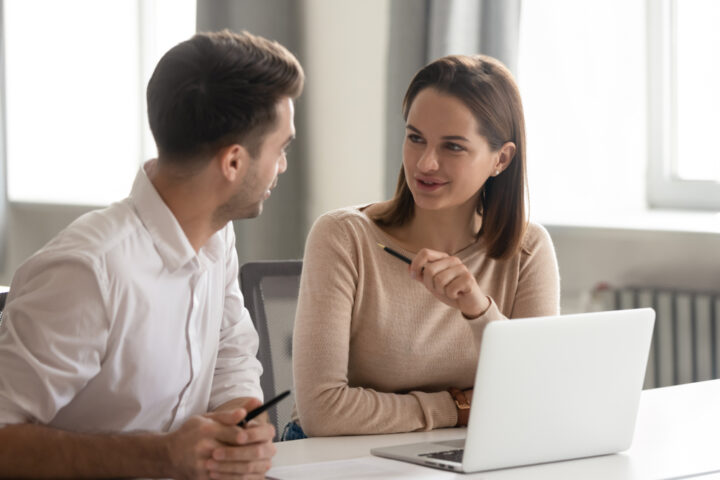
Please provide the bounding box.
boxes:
[416,147,440,172]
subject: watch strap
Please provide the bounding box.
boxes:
[448,387,471,427]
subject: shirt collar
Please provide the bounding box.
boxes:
[129,161,224,272]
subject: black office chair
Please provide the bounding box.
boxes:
[0,290,8,326]
[239,260,302,441]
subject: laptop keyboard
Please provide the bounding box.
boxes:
[419,449,464,463]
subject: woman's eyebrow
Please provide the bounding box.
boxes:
[406,124,469,142]
[441,135,469,142]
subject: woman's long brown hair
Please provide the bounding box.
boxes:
[372,55,528,260]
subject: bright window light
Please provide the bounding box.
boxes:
[674,0,720,182]
[518,0,647,219]
[3,0,195,206]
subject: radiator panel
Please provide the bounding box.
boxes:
[597,287,720,389]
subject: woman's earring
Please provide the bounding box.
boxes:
[494,170,500,176]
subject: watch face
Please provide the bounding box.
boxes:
[450,388,471,409]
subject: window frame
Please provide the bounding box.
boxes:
[0,0,195,278]
[646,0,720,210]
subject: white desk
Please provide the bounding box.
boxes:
[270,380,720,479]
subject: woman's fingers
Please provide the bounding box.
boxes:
[409,248,448,279]
[410,248,488,316]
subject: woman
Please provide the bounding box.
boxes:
[286,54,560,440]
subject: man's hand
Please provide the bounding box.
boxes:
[167,399,276,480]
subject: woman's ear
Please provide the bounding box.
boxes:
[493,142,516,176]
[217,144,250,182]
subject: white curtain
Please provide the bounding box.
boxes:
[428,0,521,73]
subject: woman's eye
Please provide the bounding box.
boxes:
[445,142,465,152]
[407,134,424,143]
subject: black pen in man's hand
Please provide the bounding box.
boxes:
[237,390,291,427]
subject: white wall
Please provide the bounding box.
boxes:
[300,0,389,225]
[0,204,94,285]
[548,223,720,313]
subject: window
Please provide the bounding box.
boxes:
[2,0,195,206]
[647,0,720,209]
[518,0,648,221]
[519,0,720,220]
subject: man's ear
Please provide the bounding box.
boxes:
[217,144,250,182]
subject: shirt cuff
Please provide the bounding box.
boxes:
[0,397,30,427]
[209,385,264,411]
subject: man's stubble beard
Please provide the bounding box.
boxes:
[212,170,265,227]
[213,190,262,227]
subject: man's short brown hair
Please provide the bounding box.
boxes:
[147,30,304,163]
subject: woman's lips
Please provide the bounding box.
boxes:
[415,177,448,192]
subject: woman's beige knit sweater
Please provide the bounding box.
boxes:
[292,206,560,436]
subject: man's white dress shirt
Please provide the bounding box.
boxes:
[0,163,263,431]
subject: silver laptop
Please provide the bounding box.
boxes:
[371,308,655,473]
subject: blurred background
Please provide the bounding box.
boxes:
[1,0,719,355]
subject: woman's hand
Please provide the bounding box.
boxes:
[409,248,490,318]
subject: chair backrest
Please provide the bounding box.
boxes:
[0,289,8,326]
[239,260,302,440]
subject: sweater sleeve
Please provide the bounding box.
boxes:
[464,223,560,346]
[510,223,561,318]
[464,298,506,348]
[292,213,457,436]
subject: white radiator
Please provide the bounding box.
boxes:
[590,285,720,389]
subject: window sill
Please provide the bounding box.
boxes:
[535,209,720,235]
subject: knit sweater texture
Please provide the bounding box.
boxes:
[292,206,560,436]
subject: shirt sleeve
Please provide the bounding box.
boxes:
[209,225,263,410]
[0,255,108,426]
[293,214,457,436]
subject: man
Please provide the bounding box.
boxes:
[0,29,303,479]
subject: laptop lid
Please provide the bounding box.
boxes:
[463,308,654,471]
[371,308,655,473]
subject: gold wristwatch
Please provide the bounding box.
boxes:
[448,387,470,426]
